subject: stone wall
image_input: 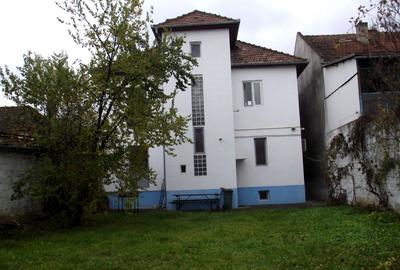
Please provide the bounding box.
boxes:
[326,121,400,211]
[0,150,36,215]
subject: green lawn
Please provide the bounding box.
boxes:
[1,206,400,270]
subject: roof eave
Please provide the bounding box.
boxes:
[323,52,400,68]
[231,61,308,68]
[322,54,356,68]
[152,21,240,48]
[232,61,309,77]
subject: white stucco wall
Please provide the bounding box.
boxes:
[0,151,36,215]
[235,135,304,187]
[154,29,237,191]
[324,59,361,133]
[232,67,301,130]
[232,67,304,189]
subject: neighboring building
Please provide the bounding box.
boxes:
[109,10,308,210]
[295,22,400,206]
[0,106,38,215]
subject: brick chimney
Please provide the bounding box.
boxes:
[356,21,369,44]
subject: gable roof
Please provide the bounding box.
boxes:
[299,31,400,65]
[0,106,40,150]
[152,10,240,47]
[154,10,239,28]
[231,41,308,74]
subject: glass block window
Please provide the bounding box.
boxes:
[192,75,207,176]
[191,75,205,126]
[194,154,207,176]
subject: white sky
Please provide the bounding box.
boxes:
[0,0,372,106]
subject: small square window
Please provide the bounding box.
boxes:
[180,165,186,173]
[190,42,201,57]
[258,190,269,200]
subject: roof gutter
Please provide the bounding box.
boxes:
[322,52,400,68]
[232,61,309,76]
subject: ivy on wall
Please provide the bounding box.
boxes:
[326,116,400,209]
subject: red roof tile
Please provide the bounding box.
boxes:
[154,10,239,28]
[301,31,400,63]
[231,41,307,67]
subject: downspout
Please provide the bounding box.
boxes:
[162,145,167,208]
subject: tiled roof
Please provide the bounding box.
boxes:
[0,106,39,149]
[231,41,307,67]
[154,10,239,28]
[301,31,400,63]
[152,10,240,47]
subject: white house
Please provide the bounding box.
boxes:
[295,22,400,208]
[108,10,307,210]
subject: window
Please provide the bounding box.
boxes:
[258,190,269,200]
[243,81,262,106]
[190,42,201,57]
[191,74,207,176]
[180,165,186,173]
[254,138,267,165]
[194,154,207,176]
[191,75,205,126]
[194,127,205,153]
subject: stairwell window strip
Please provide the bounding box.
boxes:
[193,127,205,153]
[243,81,262,106]
[192,75,205,126]
[191,75,207,176]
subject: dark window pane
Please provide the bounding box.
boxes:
[258,190,269,200]
[180,165,186,173]
[191,43,201,57]
[194,127,205,153]
[254,82,261,105]
[254,138,267,165]
[243,82,253,106]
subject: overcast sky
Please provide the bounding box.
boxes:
[0,0,372,106]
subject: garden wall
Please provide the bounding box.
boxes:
[0,150,36,215]
[326,121,400,211]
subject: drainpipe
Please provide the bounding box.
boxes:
[162,145,167,208]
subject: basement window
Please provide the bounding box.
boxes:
[258,190,270,200]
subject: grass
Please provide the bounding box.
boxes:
[1,206,400,270]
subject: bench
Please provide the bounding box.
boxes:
[172,193,220,211]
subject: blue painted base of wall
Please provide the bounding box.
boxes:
[108,191,161,210]
[237,185,305,206]
[107,184,305,210]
